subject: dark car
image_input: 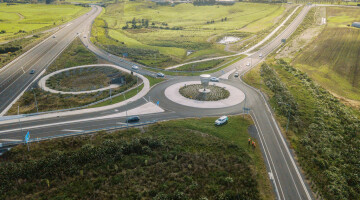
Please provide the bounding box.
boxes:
[29,69,35,74]
[126,116,140,123]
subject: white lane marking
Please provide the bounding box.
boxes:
[251,112,285,200]
[115,109,119,112]
[0,102,164,134]
[21,67,25,73]
[143,97,148,102]
[260,94,312,199]
[0,138,22,142]
[61,129,83,132]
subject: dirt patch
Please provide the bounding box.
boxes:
[330,91,360,111]
[276,7,326,59]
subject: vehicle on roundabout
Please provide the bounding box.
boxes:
[210,77,219,82]
[132,65,139,70]
[234,72,239,77]
[157,72,165,77]
[126,116,140,123]
[215,116,228,126]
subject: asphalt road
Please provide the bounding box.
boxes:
[0,5,315,200]
[0,6,102,115]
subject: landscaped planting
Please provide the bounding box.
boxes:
[46,66,126,92]
[179,84,230,101]
[0,116,272,199]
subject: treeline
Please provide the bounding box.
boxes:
[193,0,235,6]
[261,60,360,200]
[122,18,183,30]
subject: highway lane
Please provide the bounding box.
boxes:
[0,6,102,115]
[0,4,315,200]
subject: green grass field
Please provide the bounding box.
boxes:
[293,7,360,101]
[92,1,285,68]
[0,4,90,41]
[0,116,273,200]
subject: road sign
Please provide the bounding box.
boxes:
[25,131,30,143]
[156,101,159,106]
[221,70,225,74]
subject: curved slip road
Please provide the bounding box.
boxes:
[0,4,317,200]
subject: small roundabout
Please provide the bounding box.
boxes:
[38,64,141,95]
[164,74,245,109]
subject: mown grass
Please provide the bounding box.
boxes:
[293,7,360,101]
[92,2,284,67]
[0,4,90,41]
[244,59,360,200]
[0,116,273,200]
[6,38,136,115]
[88,84,144,108]
[145,75,165,87]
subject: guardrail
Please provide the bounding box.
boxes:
[0,120,157,150]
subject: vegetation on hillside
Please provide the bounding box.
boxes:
[7,38,138,115]
[246,60,360,200]
[0,116,273,200]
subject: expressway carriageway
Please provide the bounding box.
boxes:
[0,6,102,115]
[0,4,315,200]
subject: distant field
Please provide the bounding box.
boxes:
[92,2,285,68]
[294,7,360,101]
[0,4,90,41]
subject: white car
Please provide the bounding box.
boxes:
[210,77,219,82]
[132,65,139,70]
[215,116,228,126]
[156,72,165,77]
[246,62,250,66]
[234,72,239,77]
[259,53,263,57]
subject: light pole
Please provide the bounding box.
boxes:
[32,88,38,113]
[125,101,132,129]
[278,102,290,133]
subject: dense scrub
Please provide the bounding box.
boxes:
[260,60,360,200]
[0,117,263,200]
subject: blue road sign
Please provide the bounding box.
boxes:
[222,70,225,74]
[156,101,160,106]
[25,131,30,143]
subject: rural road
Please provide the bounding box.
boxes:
[0,4,316,200]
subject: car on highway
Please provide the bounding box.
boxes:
[83,36,87,38]
[210,77,219,82]
[246,62,250,66]
[132,65,139,70]
[259,53,263,57]
[215,116,228,126]
[234,72,239,77]
[126,116,140,123]
[29,69,35,74]
[52,35,56,38]
[157,72,165,77]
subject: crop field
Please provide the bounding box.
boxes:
[92,1,285,68]
[0,4,90,41]
[294,7,360,101]
[0,116,273,200]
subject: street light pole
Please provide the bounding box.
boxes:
[32,88,38,113]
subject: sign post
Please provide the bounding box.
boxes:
[25,131,30,151]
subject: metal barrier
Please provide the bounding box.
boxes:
[0,120,157,149]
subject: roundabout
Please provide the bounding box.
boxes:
[164,80,245,109]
